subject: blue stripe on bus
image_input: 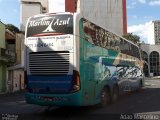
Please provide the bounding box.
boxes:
[27,75,73,92]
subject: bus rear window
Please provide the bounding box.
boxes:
[26,14,73,37]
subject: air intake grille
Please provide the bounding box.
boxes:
[29,51,70,75]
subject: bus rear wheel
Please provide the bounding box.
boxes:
[100,88,111,107]
[111,85,119,103]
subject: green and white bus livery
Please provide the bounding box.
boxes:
[24,13,144,107]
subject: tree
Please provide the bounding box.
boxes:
[5,24,20,33]
[123,33,140,44]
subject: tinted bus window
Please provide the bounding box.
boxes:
[131,45,140,59]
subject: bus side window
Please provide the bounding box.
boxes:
[119,38,124,52]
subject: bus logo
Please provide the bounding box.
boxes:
[28,17,71,33]
[28,19,51,27]
[43,18,55,32]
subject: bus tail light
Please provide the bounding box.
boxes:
[71,70,80,92]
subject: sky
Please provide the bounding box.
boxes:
[1,0,160,43]
[0,0,20,28]
[127,0,160,43]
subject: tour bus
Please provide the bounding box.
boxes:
[24,12,144,107]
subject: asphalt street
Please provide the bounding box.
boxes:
[0,78,160,120]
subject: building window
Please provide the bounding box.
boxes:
[149,51,160,76]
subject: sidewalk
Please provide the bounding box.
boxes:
[0,91,7,95]
[145,76,160,80]
[152,76,160,79]
[0,90,26,97]
[0,90,25,103]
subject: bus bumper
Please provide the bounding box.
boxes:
[25,92,83,106]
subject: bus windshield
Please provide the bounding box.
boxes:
[26,14,73,37]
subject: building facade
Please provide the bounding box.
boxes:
[60,0,127,36]
[142,20,160,77]
[0,22,5,49]
[20,0,48,31]
[76,0,127,35]
[0,21,6,92]
[148,20,160,45]
[0,23,17,93]
[7,33,25,93]
[153,21,160,45]
[140,44,160,77]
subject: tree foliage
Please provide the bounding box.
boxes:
[5,24,20,33]
[123,33,140,44]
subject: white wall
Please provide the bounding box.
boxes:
[49,0,65,13]
[21,0,48,10]
[141,44,160,55]
[148,23,155,45]
[78,0,124,36]
[20,3,42,31]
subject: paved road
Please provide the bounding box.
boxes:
[0,78,160,120]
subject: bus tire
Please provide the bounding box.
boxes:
[111,85,119,103]
[100,87,111,107]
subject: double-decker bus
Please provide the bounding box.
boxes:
[24,12,144,107]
